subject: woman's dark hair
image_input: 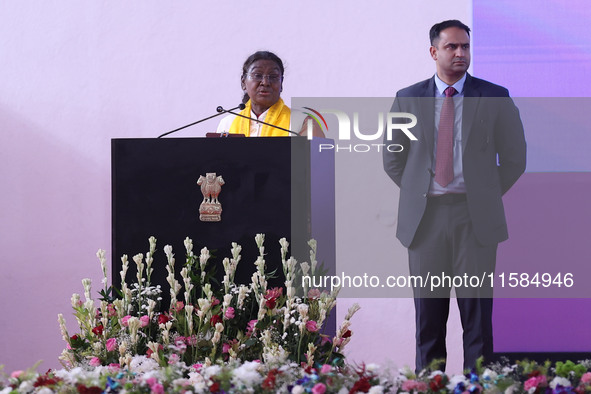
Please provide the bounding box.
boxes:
[241,51,285,103]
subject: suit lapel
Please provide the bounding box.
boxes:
[462,74,481,153]
[420,77,436,157]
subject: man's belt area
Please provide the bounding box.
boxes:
[427,193,467,204]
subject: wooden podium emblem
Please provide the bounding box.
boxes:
[197,173,224,222]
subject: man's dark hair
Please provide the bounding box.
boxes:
[429,20,471,45]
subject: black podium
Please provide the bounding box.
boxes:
[111,137,335,297]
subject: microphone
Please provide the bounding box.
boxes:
[157,103,246,138]
[220,106,302,137]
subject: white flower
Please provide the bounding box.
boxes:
[232,361,263,388]
[82,278,92,301]
[200,247,210,269]
[255,233,265,248]
[184,237,193,253]
[300,262,310,276]
[297,304,309,317]
[505,384,519,394]
[345,303,361,320]
[291,385,305,394]
[369,386,385,394]
[230,242,242,260]
[201,365,222,379]
[129,355,160,374]
[550,377,571,389]
[148,236,157,254]
[447,374,469,391]
[133,253,144,266]
[482,368,498,382]
[18,381,34,393]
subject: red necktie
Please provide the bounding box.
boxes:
[435,86,456,187]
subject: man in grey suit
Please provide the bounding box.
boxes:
[383,20,526,371]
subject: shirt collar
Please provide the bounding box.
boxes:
[434,73,467,96]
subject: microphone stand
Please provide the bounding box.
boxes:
[157,104,245,138]
[223,107,303,137]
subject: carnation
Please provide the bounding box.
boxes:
[232,361,264,389]
[550,377,572,389]
[128,355,160,374]
[446,374,468,391]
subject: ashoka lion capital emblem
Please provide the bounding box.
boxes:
[197,172,224,222]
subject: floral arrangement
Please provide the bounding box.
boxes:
[5,356,591,393]
[56,235,357,370]
[3,235,591,393]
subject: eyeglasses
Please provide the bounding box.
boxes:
[247,73,282,84]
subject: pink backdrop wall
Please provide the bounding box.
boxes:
[0,1,472,373]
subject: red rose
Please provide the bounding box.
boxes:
[350,376,371,393]
[264,287,283,309]
[91,325,104,336]
[209,381,220,392]
[342,329,352,338]
[528,370,541,378]
[210,314,222,326]
[157,313,170,325]
[76,384,103,394]
[262,369,280,389]
[430,375,445,391]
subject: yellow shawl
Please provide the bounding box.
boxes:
[228,98,291,137]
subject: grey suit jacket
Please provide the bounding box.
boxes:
[383,74,526,248]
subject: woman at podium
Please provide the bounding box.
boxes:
[217,51,324,137]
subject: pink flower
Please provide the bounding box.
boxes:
[191,363,203,371]
[151,383,164,394]
[107,304,117,317]
[174,301,184,313]
[121,315,131,327]
[225,307,235,319]
[308,288,321,299]
[246,319,258,336]
[10,370,24,379]
[524,376,547,391]
[168,354,180,364]
[222,342,231,354]
[146,377,161,391]
[89,357,101,367]
[139,315,150,327]
[582,372,591,384]
[107,363,120,373]
[402,379,429,392]
[312,383,326,394]
[106,338,117,352]
[186,335,198,346]
[306,320,319,332]
[320,364,332,374]
[264,287,283,309]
